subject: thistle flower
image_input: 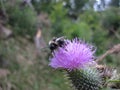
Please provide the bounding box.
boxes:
[49,38,96,70]
[49,38,103,90]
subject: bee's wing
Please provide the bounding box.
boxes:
[55,36,66,42]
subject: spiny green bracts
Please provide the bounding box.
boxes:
[66,68,102,90]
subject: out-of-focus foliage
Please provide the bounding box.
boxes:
[0,0,120,90]
[50,2,92,40]
[109,0,120,7]
[1,0,37,37]
[101,8,120,35]
[32,0,54,13]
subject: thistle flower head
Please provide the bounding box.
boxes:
[49,38,96,70]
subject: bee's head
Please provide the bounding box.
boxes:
[49,41,58,51]
[49,36,66,52]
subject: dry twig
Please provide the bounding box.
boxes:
[96,44,120,62]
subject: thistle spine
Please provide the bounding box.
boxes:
[66,68,102,90]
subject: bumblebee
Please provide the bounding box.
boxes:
[49,36,66,52]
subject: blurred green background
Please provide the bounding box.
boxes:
[0,0,120,90]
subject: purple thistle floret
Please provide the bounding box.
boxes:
[49,38,96,70]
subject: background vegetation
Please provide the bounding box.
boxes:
[0,0,120,90]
